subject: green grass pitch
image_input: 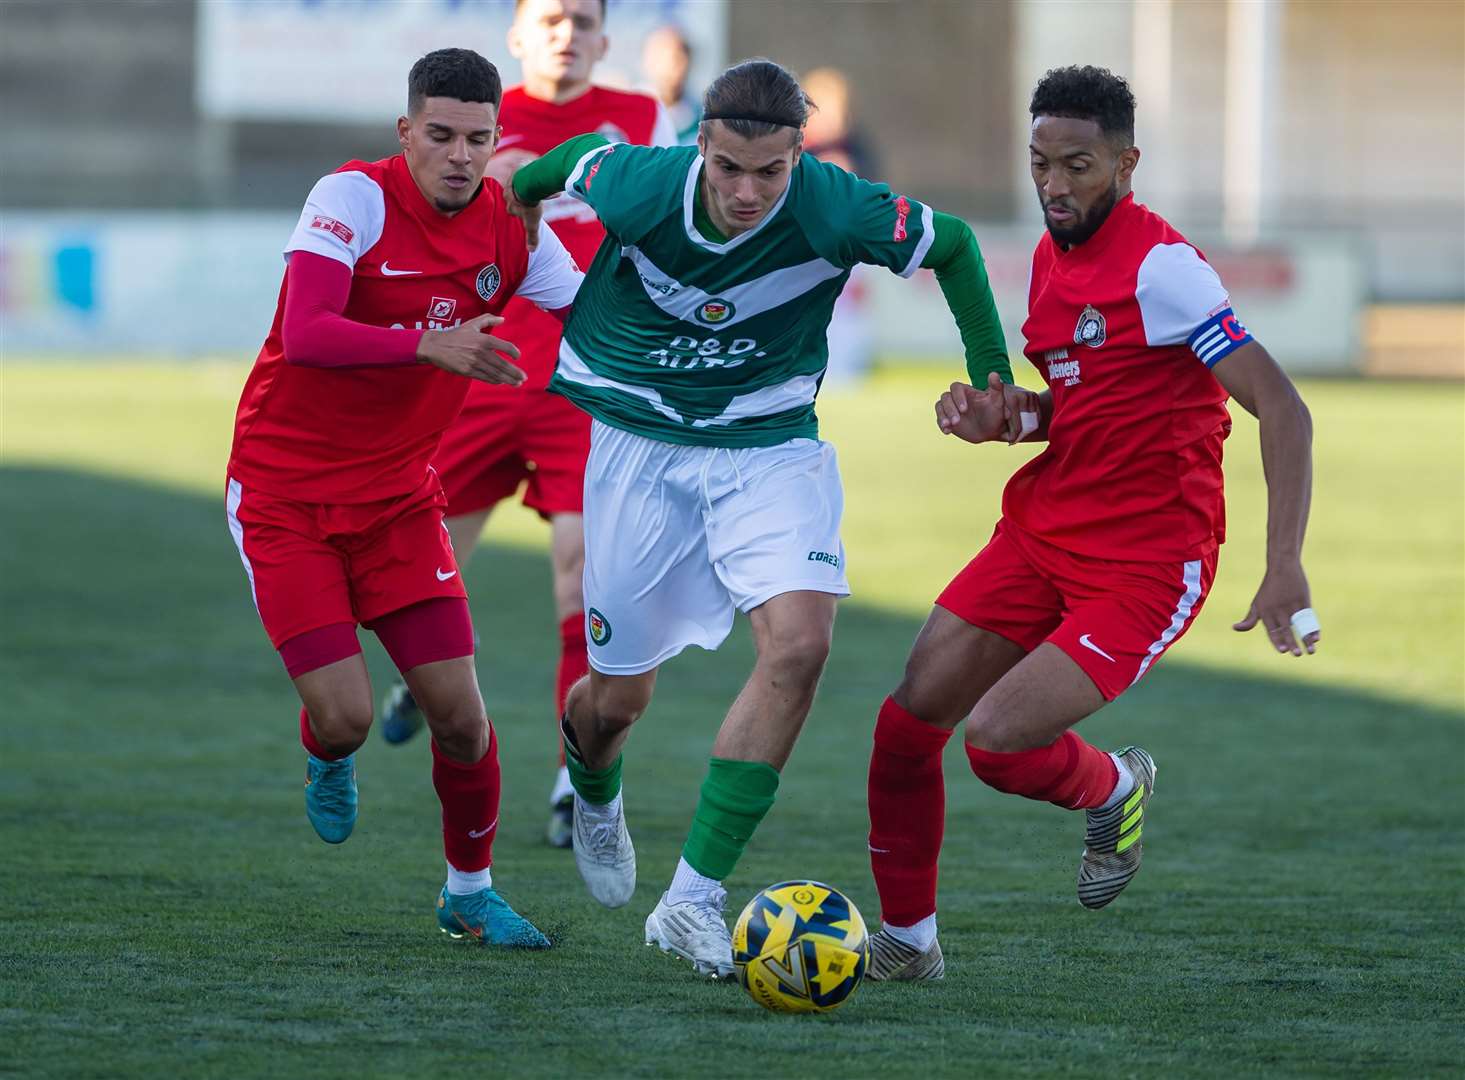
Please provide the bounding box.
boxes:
[2,363,1461,1078]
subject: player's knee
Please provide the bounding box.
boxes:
[763,626,832,689]
[310,698,372,755]
[431,702,490,762]
[963,705,1043,754]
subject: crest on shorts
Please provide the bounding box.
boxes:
[1073,304,1106,349]
[587,608,612,647]
[696,298,735,326]
[476,264,501,302]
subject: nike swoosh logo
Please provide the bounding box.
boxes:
[380,262,422,276]
[1078,633,1117,663]
[468,817,498,839]
[867,844,891,854]
[436,567,458,581]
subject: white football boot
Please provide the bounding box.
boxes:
[644,888,736,979]
[572,793,637,908]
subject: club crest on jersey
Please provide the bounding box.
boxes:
[587,608,612,647]
[475,264,501,302]
[1073,304,1107,349]
[427,297,457,322]
[696,299,735,326]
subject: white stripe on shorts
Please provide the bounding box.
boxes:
[1130,559,1203,686]
[225,477,259,611]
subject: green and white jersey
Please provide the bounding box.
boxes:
[550,143,935,447]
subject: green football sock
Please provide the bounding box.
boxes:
[561,715,622,805]
[681,757,781,880]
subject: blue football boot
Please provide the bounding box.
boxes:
[436,887,551,949]
[304,753,357,844]
[380,681,424,745]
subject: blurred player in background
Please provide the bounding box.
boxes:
[226,49,583,947]
[641,24,701,144]
[378,0,675,852]
[865,66,1319,980]
[504,58,1025,978]
[800,66,878,389]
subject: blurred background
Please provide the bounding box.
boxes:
[2,0,1462,375]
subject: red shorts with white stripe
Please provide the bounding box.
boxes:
[434,382,591,520]
[225,469,467,649]
[936,519,1218,701]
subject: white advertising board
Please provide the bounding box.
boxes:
[198,0,727,123]
[1,213,1363,373]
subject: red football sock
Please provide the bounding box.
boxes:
[299,706,348,761]
[432,726,501,873]
[868,696,953,927]
[554,612,589,768]
[964,730,1118,810]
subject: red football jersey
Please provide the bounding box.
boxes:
[1003,193,1255,562]
[228,153,581,503]
[492,85,672,388]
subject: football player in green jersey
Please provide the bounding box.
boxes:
[505,57,1033,977]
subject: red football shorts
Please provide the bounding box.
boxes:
[225,468,467,649]
[937,519,1218,701]
[435,382,591,520]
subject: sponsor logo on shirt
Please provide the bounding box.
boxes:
[696,299,736,326]
[475,264,501,302]
[309,215,354,244]
[428,297,458,322]
[1048,357,1081,387]
[893,196,911,242]
[587,608,612,646]
[646,335,767,369]
[1073,304,1107,349]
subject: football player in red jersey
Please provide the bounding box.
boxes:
[378,0,677,852]
[226,49,583,946]
[865,66,1319,980]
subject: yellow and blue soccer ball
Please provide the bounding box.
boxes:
[732,880,869,1014]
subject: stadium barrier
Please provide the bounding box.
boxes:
[2,213,1365,373]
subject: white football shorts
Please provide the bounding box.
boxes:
[581,420,850,676]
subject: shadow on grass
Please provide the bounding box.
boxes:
[2,466,1461,1078]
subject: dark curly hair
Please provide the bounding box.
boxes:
[408,48,502,115]
[1029,65,1135,146]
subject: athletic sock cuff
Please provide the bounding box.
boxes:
[874,696,954,757]
[430,724,496,771]
[681,757,780,880]
[566,749,622,805]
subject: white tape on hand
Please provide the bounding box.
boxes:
[1019,411,1039,440]
[1289,607,1321,638]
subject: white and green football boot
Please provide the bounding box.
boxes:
[1077,746,1156,910]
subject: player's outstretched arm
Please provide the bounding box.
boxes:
[507,133,613,249]
[415,313,526,386]
[1214,341,1318,656]
[281,251,426,369]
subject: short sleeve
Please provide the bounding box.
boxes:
[1136,242,1255,367]
[514,224,583,310]
[800,158,935,276]
[284,171,386,269]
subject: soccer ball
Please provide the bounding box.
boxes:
[732,880,869,1014]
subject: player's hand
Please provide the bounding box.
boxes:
[935,373,1041,445]
[484,148,539,189]
[504,182,554,251]
[416,313,526,386]
[1233,558,1319,656]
